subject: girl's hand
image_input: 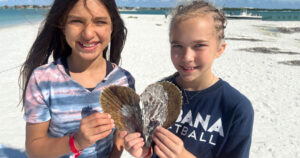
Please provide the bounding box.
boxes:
[75,112,115,150]
[153,126,195,158]
[120,131,151,158]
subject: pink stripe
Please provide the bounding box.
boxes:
[34,69,71,83]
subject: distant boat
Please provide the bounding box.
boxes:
[225,8,262,20]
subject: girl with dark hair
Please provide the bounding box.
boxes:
[20,0,134,157]
[122,1,253,158]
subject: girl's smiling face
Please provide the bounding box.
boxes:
[170,15,226,85]
[64,0,112,61]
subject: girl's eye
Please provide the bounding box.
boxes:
[70,20,82,23]
[194,44,206,48]
[172,44,182,48]
[95,21,107,25]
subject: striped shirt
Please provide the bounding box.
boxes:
[24,58,135,158]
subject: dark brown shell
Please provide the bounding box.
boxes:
[100,85,139,130]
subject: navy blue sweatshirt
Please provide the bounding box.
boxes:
[153,73,254,158]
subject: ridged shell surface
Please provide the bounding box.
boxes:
[99,81,182,147]
[100,85,140,131]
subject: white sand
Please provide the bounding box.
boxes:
[0,14,299,158]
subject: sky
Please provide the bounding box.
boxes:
[0,0,300,9]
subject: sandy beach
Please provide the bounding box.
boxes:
[0,14,299,158]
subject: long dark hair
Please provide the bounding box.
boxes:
[19,0,127,106]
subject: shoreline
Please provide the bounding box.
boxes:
[0,20,42,30]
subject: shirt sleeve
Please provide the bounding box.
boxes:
[219,98,254,158]
[23,70,51,123]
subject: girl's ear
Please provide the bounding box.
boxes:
[216,40,226,58]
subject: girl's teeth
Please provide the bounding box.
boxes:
[81,43,97,47]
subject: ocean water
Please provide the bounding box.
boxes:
[224,10,300,21]
[120,9,167,15]
[0,8,48,28]
[1,8,300,28]
[258,11,300,21]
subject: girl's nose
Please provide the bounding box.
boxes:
[183,47,194,62]
[81,24,95,41]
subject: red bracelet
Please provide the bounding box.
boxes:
[143,147,152,158]
[69,133,82,158]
